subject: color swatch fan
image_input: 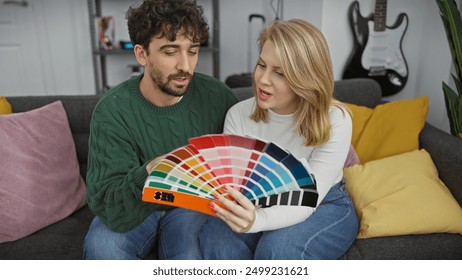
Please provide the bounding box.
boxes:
[142,134,318,216]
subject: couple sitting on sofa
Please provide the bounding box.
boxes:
[83,0,358,260]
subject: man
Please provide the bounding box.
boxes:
[83,0,238,260]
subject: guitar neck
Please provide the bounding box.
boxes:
[374,0,387,32]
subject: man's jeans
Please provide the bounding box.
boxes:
[83,208,207,259]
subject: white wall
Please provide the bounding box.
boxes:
[1,0,456,134]
[40,0,94,94]
[412,0,454,133]
[219,0,264,80]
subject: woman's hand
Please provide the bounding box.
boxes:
[210,187,257,233]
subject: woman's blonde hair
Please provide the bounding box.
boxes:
[250,19,347,146]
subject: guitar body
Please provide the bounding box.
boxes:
[342,1,409,96]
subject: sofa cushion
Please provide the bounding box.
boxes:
[0,96,12,115]
[346,96,428,163]
[344,149,462,239]
[0,101,86,243]
[343,233,462,259]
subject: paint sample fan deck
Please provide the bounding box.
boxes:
[142,134,318,216]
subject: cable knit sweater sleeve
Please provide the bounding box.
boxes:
[223,98,352,233]
[86,114,157,232]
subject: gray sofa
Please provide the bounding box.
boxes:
[1,78,461,260]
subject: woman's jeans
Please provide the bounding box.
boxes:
[83,208,207,260]
[199,181,359,260]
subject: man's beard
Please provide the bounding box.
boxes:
[149,67,192,97]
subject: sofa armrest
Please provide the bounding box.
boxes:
[419,122,462,206]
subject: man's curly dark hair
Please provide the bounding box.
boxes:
[126,0,209,53]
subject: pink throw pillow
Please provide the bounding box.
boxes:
[0,101,86,243]
[344,144,360,168]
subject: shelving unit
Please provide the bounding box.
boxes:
[87,0,220,94]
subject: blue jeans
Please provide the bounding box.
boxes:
[199,181,359,260]
[83,208,207,260]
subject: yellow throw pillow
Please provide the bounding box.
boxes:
[0,96,12,115]
[345,96,428,163]
[344,149,462,239]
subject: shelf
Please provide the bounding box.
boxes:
[87,0,220,94]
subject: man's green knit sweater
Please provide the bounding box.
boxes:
[86,73,238,232]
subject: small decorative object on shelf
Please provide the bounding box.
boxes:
[97,16,115,50]
[119,40,134,50]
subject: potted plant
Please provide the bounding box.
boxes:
[436,0,462,139]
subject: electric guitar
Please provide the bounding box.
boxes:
[342,0,408,96]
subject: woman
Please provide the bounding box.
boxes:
[199,19,358,260]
